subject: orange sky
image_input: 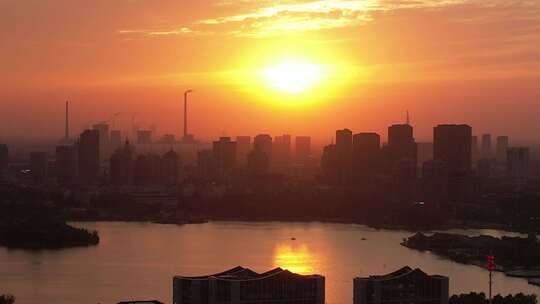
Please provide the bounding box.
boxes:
[1,0,540,143]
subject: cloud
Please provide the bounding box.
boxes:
[118,0,540,38]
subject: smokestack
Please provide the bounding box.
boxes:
[65,101,69,140]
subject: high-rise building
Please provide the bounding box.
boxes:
[417,142,434,167]
[507,147,530,179]
[55,145,78,184]
[30,152,49,183]
[321,144,339,183]
[496,136,509,162]
[213,137,237,178]
[236,136,251,166]
[161,150,180,185]
[158,134,176,144]
[354,266,449,304]
[433,124,472,173]
[92,123,110,148]
[422,160,448,208]
[0,144,8,181]
[481,134,492,159]
[352,133,380,179]
[134,154,152,186]
[273,134,292,165]
[110,130,122,149]
[110,141,134,186]
[253,134,273,161]
[137,130,152,144]
[197,150,216,179]
[79,129,100,184]
[173,266,325,304]
[295,136,311,164]
[336,129,353,181]
[387,124,417,166]
[247,146,270,176]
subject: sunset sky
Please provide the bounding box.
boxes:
[1,0,540,143]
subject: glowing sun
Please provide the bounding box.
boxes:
[263,60,322,94]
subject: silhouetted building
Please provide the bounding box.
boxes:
[247,146,270,176]
[254,134,272,162]
[236,136,251,166]
[118,301,164,304]
[161,149,180,185]
[213,137,237,178]
[110,141,134,186]
[295,136,311,164]
[110,130,122,149]
[197,150,216,180]
[137,130,152,144]
[481,134,492,159]
[353,266,449,304]
[392,159,417,205]
[507,147,530,179]
[422,160,448,208]
[159,134,176,144]
[433,125,472,173]
[496,136,509,163]
[134,155,152,186]
[173,266,325,304]
[55,145,78,184]
[273,134,292,165]
[387,124,417,167]
[321,144,338,183]
[30,152,48,183]
[78,129,100,184]
[336,129,353,181]
[93,123,110,149]
[353,133,380,180]
[0,144,8,181]
[471,136,479,163]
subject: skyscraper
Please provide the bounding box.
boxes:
[161,149,180,185]
[273,134,292,165]
[295,136,311,164]
[253,134,273,161]
[336,129,353,181]
[236,136,251,166]
[79,129,100,184]
[137,130,152,144]
[496,136,509,162]
[213,137,237,178]
[481,134,492,159]
[352,132,380,179]
[387,124,417,166]
[92,123,110,149]
[433,124,472,173]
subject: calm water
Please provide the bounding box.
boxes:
[0,221,537,304]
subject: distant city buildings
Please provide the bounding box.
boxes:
[295,136,311,164]
[507,147,530,179]
[481,134,492,159]
[496,136,509,162]
[0,144,8,181]
[353,266,449,304]
[173,266,325,304]
[30,152,48,183]
[236,136,251,166]
[78,129,100,184]
[137,130,153,145]
[433,124,472,173]
[212,137,237,178]
[55,145,78,184]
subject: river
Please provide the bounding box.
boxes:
[0,221,537,304]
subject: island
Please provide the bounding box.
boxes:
[402,232,540,286]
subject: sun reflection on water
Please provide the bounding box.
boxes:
[273,243,318,274]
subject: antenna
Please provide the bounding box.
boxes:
[184,90,193,139]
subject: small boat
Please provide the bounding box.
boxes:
[291,237,296,241]
[361,237,367,241]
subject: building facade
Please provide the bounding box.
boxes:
[354,267,449,304]
[173,266,325,304]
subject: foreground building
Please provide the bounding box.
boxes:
[173,266,325,304]
[353,266,449,304]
